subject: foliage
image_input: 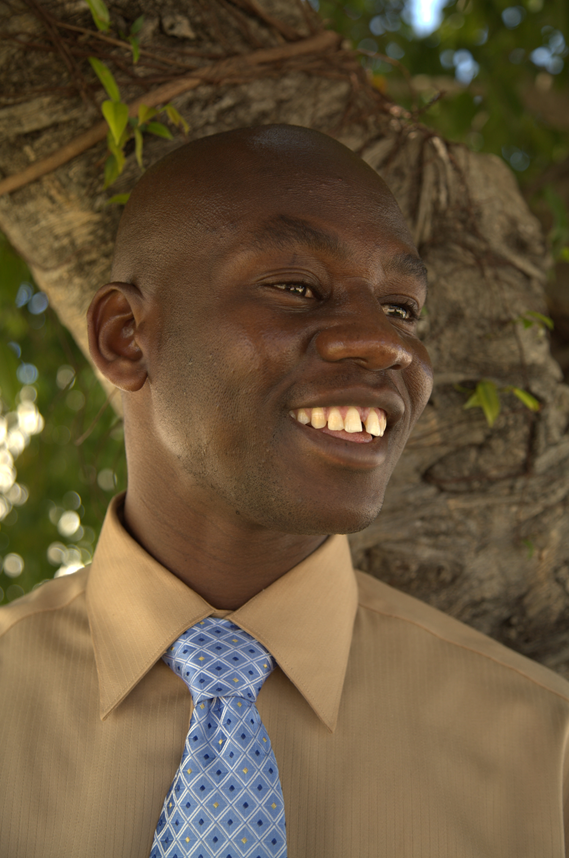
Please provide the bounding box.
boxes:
[89,55,188,188]
[461,379,540,427]
[0,235,126,603]
[319,0,568,185]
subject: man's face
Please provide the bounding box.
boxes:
[139,153,433,535]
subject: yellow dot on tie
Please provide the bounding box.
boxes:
[187,768,192,775]
[262,737,267,742]
[271,802,277,809]
[218,738,223,745]
[243,767,248,774]
[233,677,239,683]
[168,802,172,808]
[198,656,205,661]
[200,703,205,709]
[199,621,205,625]
[185,837,190,843]
[242,837,248,844]
[263,663,268,668]
[232,638,238,643]
[237,702,242,707]
[213,802,219,808]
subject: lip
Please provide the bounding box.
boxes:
[288,416,391,469]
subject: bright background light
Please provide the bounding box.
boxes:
[409,0,448,36]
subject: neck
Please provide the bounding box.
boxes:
[123,477,327,611]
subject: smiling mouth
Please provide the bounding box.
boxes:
[289,406,387,444]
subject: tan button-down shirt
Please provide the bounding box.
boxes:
[2,493,569,857]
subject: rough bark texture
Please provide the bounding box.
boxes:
[1,0,568,675]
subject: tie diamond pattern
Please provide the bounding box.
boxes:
[150,618,287,858]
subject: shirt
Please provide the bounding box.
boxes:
[1,493,569,858]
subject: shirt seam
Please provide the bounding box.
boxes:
[359,600,569,706]
[0,586,86,639]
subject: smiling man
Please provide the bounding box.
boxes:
[1,125,569,858]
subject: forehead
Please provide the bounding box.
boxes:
[114,135,419,288]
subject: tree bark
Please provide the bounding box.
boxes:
[1,0,568,676]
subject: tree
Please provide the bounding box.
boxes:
[1,0,568,677]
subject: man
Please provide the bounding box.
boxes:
[1,125,568,858]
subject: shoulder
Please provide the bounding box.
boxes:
[355,568,569,704]
[0,568,89,640]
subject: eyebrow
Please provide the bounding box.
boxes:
[385,254,429,290]
[252,215,347,256]
[252,214,428,291]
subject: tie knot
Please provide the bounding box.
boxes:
[163,618,275,704]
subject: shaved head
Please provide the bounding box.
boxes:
[110,124,410,292]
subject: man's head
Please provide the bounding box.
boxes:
[88,125,433,536]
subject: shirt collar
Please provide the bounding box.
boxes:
[87,494,358,732]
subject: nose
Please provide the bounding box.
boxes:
[314,296,414,372]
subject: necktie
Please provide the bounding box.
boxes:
[150,617,287,858]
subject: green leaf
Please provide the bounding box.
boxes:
[510,387,541,412]
[106,132,126,172]
[524,311,554,331]
[560,247,569,262]
[104,154,121,188]
[89,58,120,102]
[463,391,481,409]
[134,128,144,169]
[85,0,110,31]
[105,193,131,206]
[138,104,157,125]
[129,35,140,63]
[130,15,145,35]
[476,380,501,427]
[464,380,501,427]
[521,538,535,559]
[165,104,189,134]
[145,121,174,140]
[102,100,129,147]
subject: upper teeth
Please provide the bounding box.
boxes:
[289,406,387,437]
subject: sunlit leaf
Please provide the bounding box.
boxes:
[134,128,144,168]
[102,100,129,147]
[464,380,501,427]
[145,121,174,140]
[104,154,121,188]
[85,0,110,31]
[129,35,141,63]
[165,104,189,134]
[89,58,120,102]
[510,387,541,411]
[138,104,157,125]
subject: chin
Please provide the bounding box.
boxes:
[270,498,384,537]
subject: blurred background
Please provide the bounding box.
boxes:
[1,0,567,603]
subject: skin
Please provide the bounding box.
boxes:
[88,125,433,609]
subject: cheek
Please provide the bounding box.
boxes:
[406,342,434,418]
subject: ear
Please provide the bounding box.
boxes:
[87,282,147,392]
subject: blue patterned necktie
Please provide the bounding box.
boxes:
[150,617,287,858]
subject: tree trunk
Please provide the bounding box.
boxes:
[1,0,568,676]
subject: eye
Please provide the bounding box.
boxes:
[383,301,419,322]
[271,282,316,299]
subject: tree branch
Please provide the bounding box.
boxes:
[0,30,340,197]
